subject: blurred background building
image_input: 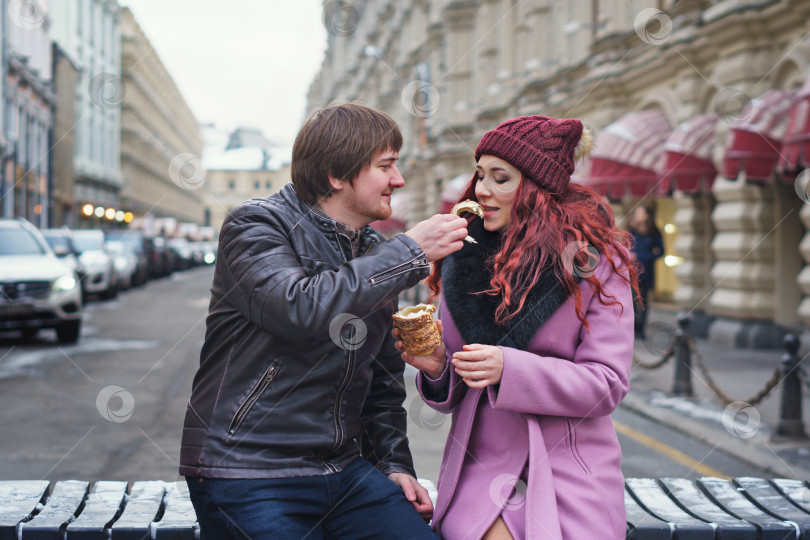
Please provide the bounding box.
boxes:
[118,6,204,227]
[307,0,810,348]
[1,0,54,227]
[201,123,292,233]
[51,0,123,229]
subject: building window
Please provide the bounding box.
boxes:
[266,181,271,189]
[254,180,260,190]
[228,180,235,190]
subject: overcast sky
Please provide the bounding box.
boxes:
[120,1,328,147]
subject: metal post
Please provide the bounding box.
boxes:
[671,313,693,397]
[775,334,807,440]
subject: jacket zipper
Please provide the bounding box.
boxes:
[369,256,428,284]
[332,345,356,450]
[228,363,279,435]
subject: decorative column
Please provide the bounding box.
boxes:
[672,190,715,336]
[707,173,779,348]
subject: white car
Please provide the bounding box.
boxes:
[0,219,83,343]
[107,240,138,290]
[72,229,118,300]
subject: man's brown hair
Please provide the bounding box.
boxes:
[291,102,403,206]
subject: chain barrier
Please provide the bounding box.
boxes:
[632,342,676,370]
[688,337,784,406]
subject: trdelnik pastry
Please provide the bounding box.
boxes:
[451,199,483,244]
[392,303,441,356]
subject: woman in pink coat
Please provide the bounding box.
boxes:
[395,116,639,539]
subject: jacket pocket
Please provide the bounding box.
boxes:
[228,361,281,436]
[368,256,428,284]
[566,419,592,475]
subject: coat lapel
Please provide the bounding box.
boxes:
[441,219,573,350]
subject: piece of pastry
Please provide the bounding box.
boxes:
[392,304,442,356]
[451,199,484,219]
[451,200,482,244]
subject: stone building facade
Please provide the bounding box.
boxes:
[308,0,810,348]
[119,7,204,225]
[203,165,292,234]
[50,0,123,228]
[1,0,55,228]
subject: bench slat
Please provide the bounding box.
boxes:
[660,478,757,539]
[625,478,715,539]
[66,481,127,540]
[697,477,798,540]
[110,481,165,540]
[152,483,197,540]
[21,480,89,540]
[771,479,810,514]
[624,489,673,539]
[0,481,50,540]
[734,478,810,534]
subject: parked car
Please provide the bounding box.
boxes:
[71,229,117,300]
[167,238,193,270]
[104,230,150,287]
[0,218,82,343]
[190,241,217,265]
[106,240,139,290]
[150,236,175,277]
[41,228,87,291]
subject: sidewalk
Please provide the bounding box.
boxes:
[625,305,810,479]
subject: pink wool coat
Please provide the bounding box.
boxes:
[417,254,633,540]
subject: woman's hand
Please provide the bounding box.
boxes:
[392,320,447,379]
[452,344,504,388]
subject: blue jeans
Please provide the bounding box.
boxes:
[186,458,438,539]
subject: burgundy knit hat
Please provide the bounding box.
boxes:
[474,115,590,197]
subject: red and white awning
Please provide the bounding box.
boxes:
[659,114,718,194]
[722,90,793,181]
[780,78,810,175]
[585,109,672,199]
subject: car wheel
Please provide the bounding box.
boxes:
[56,320,81,344]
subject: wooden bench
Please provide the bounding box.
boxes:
[2,477,809,539]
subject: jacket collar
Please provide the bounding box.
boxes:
[279,183,385,255]
[441,219,573,350]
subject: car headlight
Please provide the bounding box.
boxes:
[53,273,77,292]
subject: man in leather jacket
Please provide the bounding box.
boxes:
[180,103,468,539]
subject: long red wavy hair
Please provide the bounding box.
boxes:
[427,175,640,330]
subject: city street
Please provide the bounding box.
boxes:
[0,266,772,484]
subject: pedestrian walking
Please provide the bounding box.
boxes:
[180,103,468,539]
[396,115,639,539]
[628,205,664,339]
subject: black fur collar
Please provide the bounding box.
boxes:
[441,219,572,350]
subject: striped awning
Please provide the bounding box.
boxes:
[659,114,718,194]
[722,90,793,181]
[585,110,672,199]
[780,78,810,175]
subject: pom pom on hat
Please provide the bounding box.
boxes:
[574,126,594,163]
[474,115,589,196]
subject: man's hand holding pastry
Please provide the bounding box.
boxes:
[404,214,467,262]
